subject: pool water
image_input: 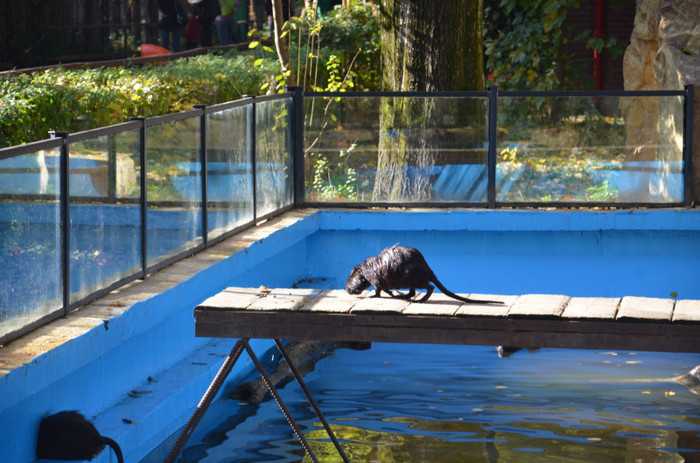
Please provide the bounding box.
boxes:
[174,343,700,462]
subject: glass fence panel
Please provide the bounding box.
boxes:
[496,95,685,203]
[0,147,62,339]
[68,129,142,305]
[206,105,254,240]
[256,98,293,217]
[0,91,690,344]
[304,96,489,203]
[146,117,202,268]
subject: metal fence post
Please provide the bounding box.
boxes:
[245,96,257,221]
[487,87,498,208]
[49,131,70,313]
[130,117,148,279]
[194,105,208,246]
[107,134,117,201]
[287,86,305,207]
[684,85,695,206]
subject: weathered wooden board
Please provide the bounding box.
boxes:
[456,295,516,317]
[673,299,700,322]
[507,294,570,317]
[248,288,323,311]
[193,287,700,353]
[562,297,620,319]
[403,293,462,316]
[300,289,363,313]
[617,296,674,320]
[199,287,264,309]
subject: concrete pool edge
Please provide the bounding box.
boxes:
[1,207,699,463]
[316,207,700,231]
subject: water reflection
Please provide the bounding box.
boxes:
[173,344,700,463]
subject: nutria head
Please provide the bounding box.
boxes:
[345,265,370,294]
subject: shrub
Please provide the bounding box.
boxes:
[0,51,282,147]
[0,1,381,148]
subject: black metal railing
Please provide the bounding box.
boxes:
[0,86,694,344]
[299,87,693,208]
[0,93,294,344]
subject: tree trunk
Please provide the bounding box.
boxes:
[373,0,485,202]
[379,0,484,92]
[271,0,297,88]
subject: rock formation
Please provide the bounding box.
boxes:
[654,0,700,203]
[621,0,661,163]
[622,0,700,203]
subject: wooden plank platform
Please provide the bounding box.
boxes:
[194,287,700,353]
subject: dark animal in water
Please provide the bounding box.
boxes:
[346,245,503,304]
[37,411,124,463]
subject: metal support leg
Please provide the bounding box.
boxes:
[243,340,321,463]
[165,339,246,463]
[165,338,348,463]
[274,339,351,463]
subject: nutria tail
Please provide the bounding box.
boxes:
[432,278,503,304]
[103,437,124,463]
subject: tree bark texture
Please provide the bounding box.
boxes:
[374,0,485,201]
[379,0,484,92]
[271,0,297,88]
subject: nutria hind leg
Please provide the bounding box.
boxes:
[417,285,434,302]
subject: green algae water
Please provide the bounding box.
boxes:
[172,343,700,462]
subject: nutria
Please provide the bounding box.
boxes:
[37,411,124,463]
[345,245,502,304]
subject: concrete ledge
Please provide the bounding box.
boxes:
[317,208,700,231]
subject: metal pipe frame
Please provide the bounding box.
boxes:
[301,86,695,209]
[1,86,695,345]
[683,84,695,205]
[49,131,70,313]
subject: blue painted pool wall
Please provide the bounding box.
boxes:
[315,209,700,232]
[0,213,320,463]
[310,210,700,299]
[1,208,698,463]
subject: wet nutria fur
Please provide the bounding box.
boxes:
[345,245,502,304]
[37,411,124,463]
